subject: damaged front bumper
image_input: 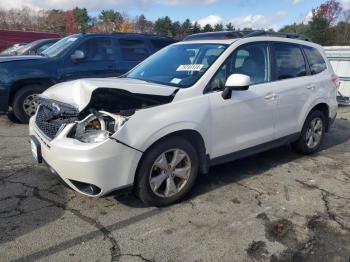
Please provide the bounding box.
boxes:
[29,117,142,197]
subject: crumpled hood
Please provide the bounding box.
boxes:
[0,55,46,63]
[42,78,178,112]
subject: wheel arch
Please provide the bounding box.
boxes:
[9,78,56,106]
[135,128,209,187]
[307,102,330,132]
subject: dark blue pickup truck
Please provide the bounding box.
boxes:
[0,33,175,123]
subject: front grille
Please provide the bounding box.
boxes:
[35,99,78,140]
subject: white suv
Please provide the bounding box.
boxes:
[29,31,338,206]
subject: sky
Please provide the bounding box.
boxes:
[1,0,350,30]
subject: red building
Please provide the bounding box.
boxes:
[0,30,60,51]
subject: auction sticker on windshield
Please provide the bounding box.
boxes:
[176,64,204,71]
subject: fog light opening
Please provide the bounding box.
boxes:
[69,180,101,196]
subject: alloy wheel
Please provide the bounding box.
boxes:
[149,149,192,198]
[23,94,39,117]
[306,117,323,149]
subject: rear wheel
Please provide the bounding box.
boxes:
[136,136,199,206]
[12,85,46,123]
[292,110,326,155]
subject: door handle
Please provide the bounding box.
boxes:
[264,93,278,100]
[306,85,316,90]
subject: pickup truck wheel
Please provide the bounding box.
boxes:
[12,85,46,124]
[136,136,199,206]
[292,110,326,155]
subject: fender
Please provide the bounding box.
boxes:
[135,121,209,153]
[113,93,212,154]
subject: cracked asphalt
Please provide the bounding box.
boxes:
[1,107,350,262]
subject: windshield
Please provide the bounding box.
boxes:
[16,45,29,55]
[126,43,228,88]
[42,36,79,58]
[16,41,38,55]
[0,44,24,55]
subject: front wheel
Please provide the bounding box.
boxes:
[292,110,326,155]
[12,85,46,123]
[136,136,199,206]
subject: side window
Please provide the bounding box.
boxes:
[303,46,327,75]
[119,39,150,61]
[208,43,270,92]
[76,37,115,62]
[274,43,307,80]
[36,43,53,54]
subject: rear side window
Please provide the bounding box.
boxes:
[119,39,150,61]
[303,46,327,75]
[151,40,172,50]
[274,43,307,80]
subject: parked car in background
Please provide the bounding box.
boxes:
[0,32,175,123]
[0,43,27,56]
[29,31,338,206]
[15,39,60,56]
[0,29,60,52]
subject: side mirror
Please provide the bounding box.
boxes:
[222,74,250,100]
[71,50,85,61]
[28,50,36,55]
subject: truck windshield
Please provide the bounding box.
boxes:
[41,36,79,58]
[126,43,228,88]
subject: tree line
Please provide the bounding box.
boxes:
[280,0,350,45]
[0,0,349,45]
[0,7,241,40]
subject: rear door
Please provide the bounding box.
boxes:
[61,36,117,80]
[115,38,151,75]
[271,42,314,139]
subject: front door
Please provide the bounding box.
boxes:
[61,37,117,81]
[207,42,277,158]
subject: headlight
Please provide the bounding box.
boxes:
[74,111,129,143]
[76,129,110,143]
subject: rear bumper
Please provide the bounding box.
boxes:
[329,113,337,130]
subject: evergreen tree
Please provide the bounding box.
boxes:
[214,23,224,31]
[154,16,173,36]
[192,22,201,34]
[202,24,214,32]
[73,7,90,32]
[225,22,235,31]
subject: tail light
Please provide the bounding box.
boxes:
[332,74,340,89]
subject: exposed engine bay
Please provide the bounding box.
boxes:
[35,87,177,141]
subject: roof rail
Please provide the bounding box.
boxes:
[184,31,244,41]
[110,32,175,40]
[244,30,311,41]
[183,30,311,42]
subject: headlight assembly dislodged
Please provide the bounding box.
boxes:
[74,111,129,143]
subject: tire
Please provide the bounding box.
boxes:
[292,110,326,155]
[12,84,46,124]
[136,136,199,206]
